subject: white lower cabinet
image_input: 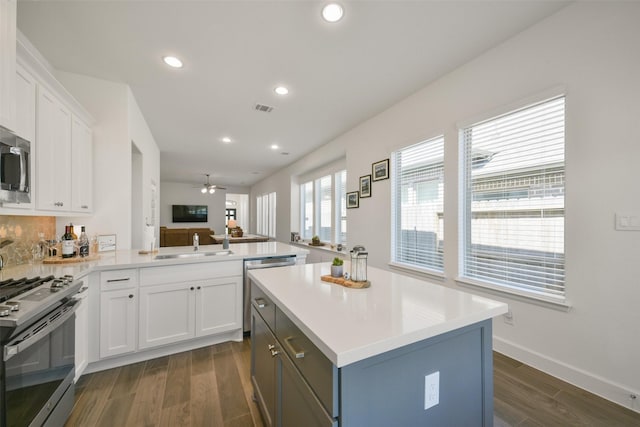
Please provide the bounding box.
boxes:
[138,282,196,349]
[196,276,241,337]
[139,275,242,350]
[99,287,138,358]
[96,262,242,364]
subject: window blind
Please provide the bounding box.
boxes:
[318,175,332,242]
[335,170,347,244]
[301,182,313,240]
[461,96,565,301]
[392,135,445,272]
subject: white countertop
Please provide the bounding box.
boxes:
[0,241,309,281]
[249,263,508,368]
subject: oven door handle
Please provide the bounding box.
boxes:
[3,299,78,362]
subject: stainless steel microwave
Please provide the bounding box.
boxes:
[0,125,31,204]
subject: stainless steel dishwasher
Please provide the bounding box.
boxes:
[243,255,297,333]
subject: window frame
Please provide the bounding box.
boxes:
[457,94,566,306]
[256,191,276,238]
[390,135,445,276]
[298,163,347,245]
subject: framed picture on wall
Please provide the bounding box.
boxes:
[359,175,372,198]
[372,158,390,181]
[347,191,359,209]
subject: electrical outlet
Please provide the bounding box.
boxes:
[424,371,439,410]
[503,309,515,326]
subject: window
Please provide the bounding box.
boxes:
[225,208,236,234]
[391,136,445,272]
[300,168,347,244]
[256,192,276,238]
[460,96,565,302]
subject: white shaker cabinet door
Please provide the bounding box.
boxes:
[0,0,16,131]
[138,282,196,349]
[195,276,242,337]
[36,86,71,211]
[99,288,138,359]
[2,63,36,210]
[71,115,93,212]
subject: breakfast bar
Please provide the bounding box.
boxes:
[248,263,508,426]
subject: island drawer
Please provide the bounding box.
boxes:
[100,269,138,291]
[251,282,276,331]
[275,307,338,418]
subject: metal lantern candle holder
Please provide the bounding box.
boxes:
[350,245,368,282]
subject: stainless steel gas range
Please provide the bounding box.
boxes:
[0,275,82,427]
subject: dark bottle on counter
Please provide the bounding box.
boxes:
[61,225,75,258]
[79,226,89,257]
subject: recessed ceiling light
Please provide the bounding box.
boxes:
[163,56,183,68]
[274,86,289,95]
[322,3,344,23]
[222,137,232,144]
[270,144,279,150]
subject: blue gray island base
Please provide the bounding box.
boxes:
[340,320,493,426]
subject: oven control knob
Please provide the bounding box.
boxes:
[50,280,64,291]
[0,306,11,317]
[5,301,19,311]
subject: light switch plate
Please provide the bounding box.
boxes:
[615,213,640,231]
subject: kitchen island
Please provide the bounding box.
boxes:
[248,262,508,427]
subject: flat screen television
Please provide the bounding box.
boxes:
[172,205,208,223]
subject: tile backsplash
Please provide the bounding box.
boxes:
[0,215,55,267]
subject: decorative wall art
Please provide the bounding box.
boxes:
[359,175,371,198]
[346,191,360,208]
[372,158,390,181]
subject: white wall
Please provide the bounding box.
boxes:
[160,182,249,235]
[54,72,160,250]
[127,87,160,247]
[250,2,640,412]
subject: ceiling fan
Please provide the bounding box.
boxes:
[199,174,226,194]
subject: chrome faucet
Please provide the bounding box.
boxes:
[193,233,199,251]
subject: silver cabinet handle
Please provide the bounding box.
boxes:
[254,297,266,308]
[106,277,131,283]
[284,336,305,359]
[81,205,88,209]
[268,344,279,357]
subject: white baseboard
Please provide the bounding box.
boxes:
[494,337,640,414]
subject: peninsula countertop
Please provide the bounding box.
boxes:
[0,241,309,281]
[248,262,508,368]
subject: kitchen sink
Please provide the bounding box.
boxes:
[154,250,233,260]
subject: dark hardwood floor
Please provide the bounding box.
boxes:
[66,339,640,427]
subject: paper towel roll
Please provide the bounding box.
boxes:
[143,226,156,252]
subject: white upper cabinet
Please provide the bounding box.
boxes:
[71,116,93,212]
[36,86,72,211]
[14,63,35,142]
[0,0,16,132]
[2,63,36,210]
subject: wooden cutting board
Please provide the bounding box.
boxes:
[320,275,370,289]
[43,254,100,264]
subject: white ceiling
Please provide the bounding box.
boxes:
[16,1,567,188]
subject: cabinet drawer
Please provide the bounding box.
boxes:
[276,307,338,417]
[251,282,275,331]
[100,269,138,291]
[280,346,337,427]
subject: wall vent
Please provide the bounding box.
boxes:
[254,103,274,113]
